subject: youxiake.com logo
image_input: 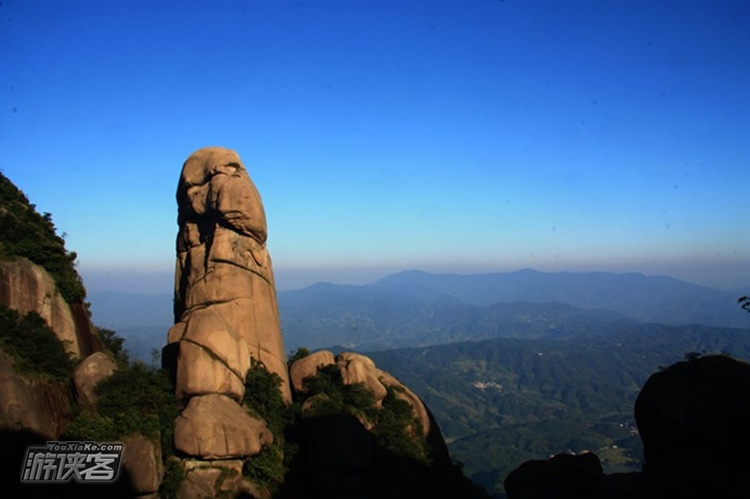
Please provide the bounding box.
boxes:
[21,441,123,483]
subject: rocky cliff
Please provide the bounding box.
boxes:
[0,173,105,436]
[0,171,102,358]
[0,173,137,497]
[0,257,101,358]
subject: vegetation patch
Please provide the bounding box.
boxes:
[0,172,86,303]
[241,358,297,492]
[300,364,378,422]
[159,457,186,499]
[63,358,178,453]
[0,304,74,381]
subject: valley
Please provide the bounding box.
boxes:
[88,269,750,497]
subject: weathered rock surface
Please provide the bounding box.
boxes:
[178,459,263,499]
[72,351,116,408]
[121,433,163,495]
[174,340,246,400]
[337,352,389,402]
[289,349,336,392]
[174,393,272,459]
[0,258,81,357]
[287,351,483,498]
[170,146,290,401]
[0,349,71,438]
[167,147,291,466]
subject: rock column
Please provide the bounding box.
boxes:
[166,147,290,460]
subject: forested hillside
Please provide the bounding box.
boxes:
[369,325,750,497]
[0,172,86,303]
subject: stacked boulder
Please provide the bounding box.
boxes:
[164,147,291,482]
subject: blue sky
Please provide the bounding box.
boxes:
[1,0,749,292]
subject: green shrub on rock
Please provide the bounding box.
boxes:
[242,358,298,492]
[0,173,86,303]
[0,304,74,381]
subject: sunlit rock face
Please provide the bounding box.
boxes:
[167,147,290,460]
[290,350,432,437]
[0,258,81,357]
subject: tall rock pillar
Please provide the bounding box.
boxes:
[166,147,291,461]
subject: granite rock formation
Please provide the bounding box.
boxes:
[285,350,481,498]
[166,147,290,462]
[290,350,431,436]
[0,349,72,438]
[0,258,96,358]
[72,351,117,409]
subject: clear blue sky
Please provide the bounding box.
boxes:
[1,0,749,292]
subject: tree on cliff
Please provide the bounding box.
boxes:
[0,304,74,381]
[739,296,750,313]
[0,172,86,302]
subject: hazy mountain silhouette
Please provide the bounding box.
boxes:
[89,270,749,361]
[372,269,746,327]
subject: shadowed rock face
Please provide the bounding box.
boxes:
[504,354,750,499]
[634,354,750,498]
[167,147,290,460]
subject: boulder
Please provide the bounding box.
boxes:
[174,341,245,401]
[379,371,431,436]
[72,351,116,408]
[336,352,388,402]
[634,354,750,498]
[0,349,71,438]
[290,350,335,392]
[174,393,272,459]
[290,350,432,438]
[121,433,162,495]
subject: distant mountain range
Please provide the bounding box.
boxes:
[278,269,749,351]
[87,269,750,361]
[372,269,748,326]
[86,268,750,497]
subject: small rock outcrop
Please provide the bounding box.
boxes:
[174,393,273,459]
[0,349,71,438]
[291,350,432,436]
[121,433,164,496]
[286,350,480,498]
[72,351,117,409]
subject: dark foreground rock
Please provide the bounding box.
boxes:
[505,354,750,499]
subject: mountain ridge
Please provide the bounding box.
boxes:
[88,268,750,362]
